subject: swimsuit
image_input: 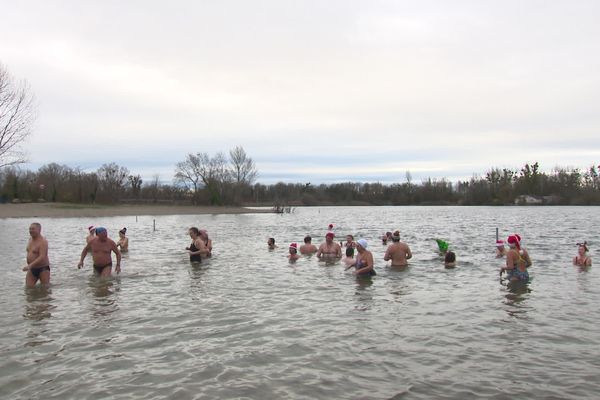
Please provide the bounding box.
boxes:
[507,251,529,282]
[355,258,376,276]
[575,256,589,266]
[189,242,202,263]
[93,263,112,275]
[30,266,50,279]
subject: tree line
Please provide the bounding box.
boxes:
[1,160,599,206]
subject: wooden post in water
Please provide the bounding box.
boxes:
[136,216,138,223]
[496,228,499,241]
[153,219,156,232]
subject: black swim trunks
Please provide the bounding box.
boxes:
[93,263,112,275]
[30,266,50,279]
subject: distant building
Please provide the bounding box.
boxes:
[515,195,543,205]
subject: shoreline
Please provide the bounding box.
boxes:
[0,202,273,219]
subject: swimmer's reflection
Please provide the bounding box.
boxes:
[88,277,120,318]
[188,264,208,300]
[23,287,55,322]
[354,277,374,310]
[503,281,532,318]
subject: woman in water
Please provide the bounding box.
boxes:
[117,228,129,252]
[288,243,300,262]
[500,235,531,282]
[186,227,207,263]
[352,239,376,277]
[573,242,592,267]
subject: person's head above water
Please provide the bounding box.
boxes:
[445,251,456,263]
[119,227,127,236]
[189,227,199,237]
[95,227,107,240]
[325,232,335,242]
[577,241,589,254]
[88,225,95,233]
[392,231,400,242]
[346,247,355,257]
[289,242,298,254]
[304,235,312,244]
[268,238,275,246]
[356,239,368,250]
[495,239,505,248]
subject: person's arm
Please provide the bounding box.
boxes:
[112,241,122,273]
[78,244,91,269]
[316,245,323,258]
[586,256,592,267]
[383,246,391,261]
[573,256,578,266]
[336,244,342,258]
[405,245,412,260]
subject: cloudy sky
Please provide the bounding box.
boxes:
[1,1,599,184]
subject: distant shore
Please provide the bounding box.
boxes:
[0,202,273,219]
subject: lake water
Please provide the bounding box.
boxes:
[0,206,598,399]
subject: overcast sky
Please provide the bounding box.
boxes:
[2,1,599,184]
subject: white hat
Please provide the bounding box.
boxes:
[357,239,368,249]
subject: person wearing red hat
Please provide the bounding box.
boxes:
[288,243,300,262]
[86,225,96,244]
[317,232,342,260]
[500,234,531,282]
[495,240,506,258]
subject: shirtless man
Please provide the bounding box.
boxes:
[78,227,121,277]
[316,232,342,260]
[299,236,318,254]
[23,222,51,288]
[384,231,412,267]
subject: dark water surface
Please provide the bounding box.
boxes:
[1,206,599,399]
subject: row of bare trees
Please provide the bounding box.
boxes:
[1,160,599,206]
[0,146,259,205]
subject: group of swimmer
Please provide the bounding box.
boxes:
[266,224,593,283]
[21,221,593,288]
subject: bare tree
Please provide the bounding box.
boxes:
[97,162,129,203]
[174,152,231,205]
[0,64,36,168]
[229,146,257,185]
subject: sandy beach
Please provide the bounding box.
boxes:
[0,202,272,219]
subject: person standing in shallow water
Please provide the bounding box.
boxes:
[117,228,129,252]
[78,227,121,277]
[353,239,375,277]
[317,232,342,260]
[573,242,592,267]
[187,227,207,263]
[23,222,51,288]
[267,238,277,250]
[86,226,96,244]
[288,243,300,262]
[299,236,318,254]
[384,230,412,267]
